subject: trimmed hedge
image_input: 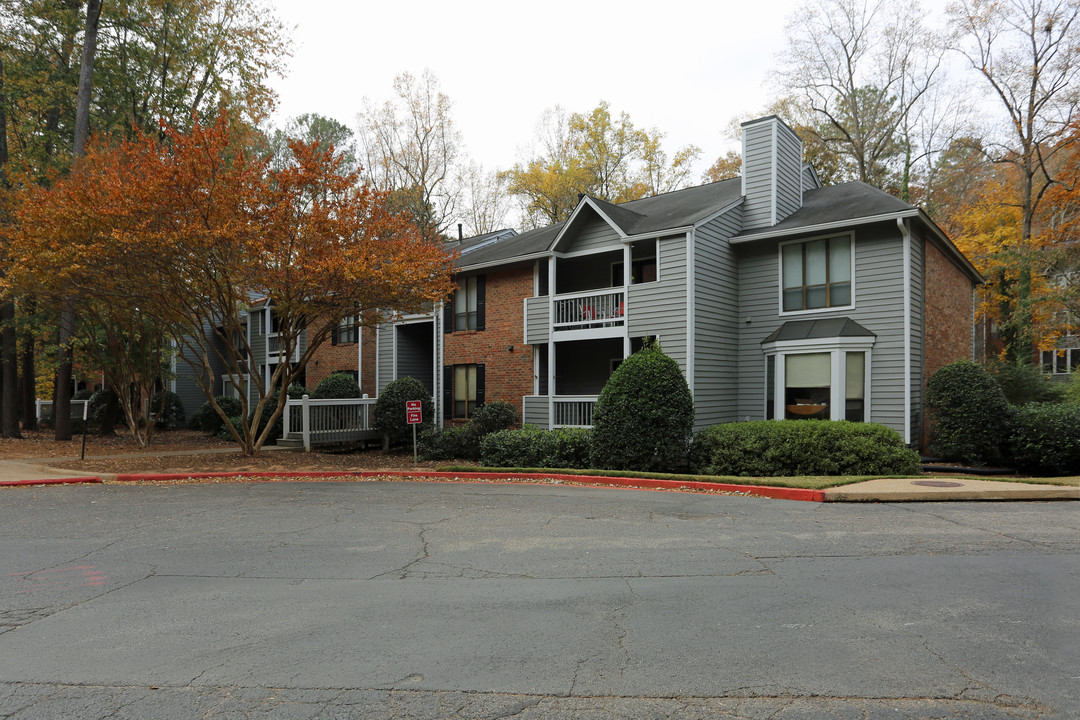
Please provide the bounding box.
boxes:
[481,425,592,469]
[1007,403,1080,476]
[690,420,920,477]
[374,376,434,445]
[417,425,468,461]
[312,372,361,399]
[925,360,1011,465]
[590,340,694,472]
[459,401,519,460]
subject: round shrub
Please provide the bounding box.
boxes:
[986,361,1064,405]
[312,372,360,399]
[286,382,307,399]
[417,426,467,461]
[374,376,434,446]
[1007,403,1080,476]
[690,420,920,477]
[150,390,185,428]
[458,401,519,460]
[481,425,592,469]
[589,341,694,472]
[88,388,124,433]
[925,360,1011,465]
[190,395,243,434]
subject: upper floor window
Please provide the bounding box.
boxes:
[332,316,359,345]
[781,235,852,312]
[1041,346,1080,375]
[449,275,485,332]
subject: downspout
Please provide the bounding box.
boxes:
[897,217,912,445]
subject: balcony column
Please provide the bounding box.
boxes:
[548,257,556,430]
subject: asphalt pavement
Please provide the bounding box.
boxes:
[1,481,1077,719]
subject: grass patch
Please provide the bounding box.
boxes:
[435,465,897,490]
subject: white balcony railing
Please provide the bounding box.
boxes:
[267,332,301,363]
[553,395,598,427]
[552,289,625,332]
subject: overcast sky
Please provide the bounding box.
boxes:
[267,0,954,186]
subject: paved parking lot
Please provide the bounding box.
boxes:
[1,481,1077,718]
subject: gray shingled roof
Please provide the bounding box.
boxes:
[456,179,743,271]
[734,182,912,241]
[761,317,876,344]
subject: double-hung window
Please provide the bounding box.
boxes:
[781,235,853,312]
[763,345,872,422]
[332,316,359,345]
[448,275,485,332]
[443,363,486,420]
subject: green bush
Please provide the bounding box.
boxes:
[220,415,244,442]
[589,340,694,472]
[986,361,1064,405]
[150,390,185,428]
[417,425,467,461]
[1064,374,1080,406]
[311,372,360,399]
[690,420,920,477]
[374,376,434,446]
[190,396,243,434]
[88,388,124,433]
[286,382,307,399]
[925,360,1011,465]
[459,401,519,460]
[481,425,592,469]
[1007,403,1080,476]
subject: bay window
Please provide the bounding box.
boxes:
[763,346,871,422]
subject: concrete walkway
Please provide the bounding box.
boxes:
[0,452,1076,501]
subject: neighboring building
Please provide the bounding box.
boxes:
[375,116,982,446]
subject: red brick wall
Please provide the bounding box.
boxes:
[443,265,535,424]
[306,336,360,392]
[360,326,377,397]
[924,239,975,382]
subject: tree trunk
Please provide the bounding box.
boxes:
[19,298,37,431]
[0,300,19,437]
[56,0,103,441]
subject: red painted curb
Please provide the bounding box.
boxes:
[0,476,102,487]
[113,470,825,502]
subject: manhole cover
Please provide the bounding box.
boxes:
[911,480,964,488]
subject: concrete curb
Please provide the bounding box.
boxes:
[113,470,827,502]
[0,476,102,487]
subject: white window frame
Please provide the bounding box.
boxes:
[777,232,856,317]
[762,337,874,421]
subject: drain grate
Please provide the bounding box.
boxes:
[911,480,964,488]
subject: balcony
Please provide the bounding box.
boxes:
[553,396,597,427]
[267,332,301,364]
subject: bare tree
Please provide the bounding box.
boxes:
[356,70,464,238]
[777,0,947,194]
[947,0,1080,360]
[460,163,512,236]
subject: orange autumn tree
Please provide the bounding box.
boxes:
[11,113,456,454]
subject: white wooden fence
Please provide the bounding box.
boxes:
[282,395,377,451]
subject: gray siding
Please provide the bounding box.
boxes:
[628,234,688,370]
[736,223,911,438]
[525,297,550,345]
[776,128,802,222]
[741,117,803,230]
[376,323,395,394]
[564,214,621,253]
[523,396,548,428]
[693,206,742,427]
[741,125,775,230]
[910,233,925,442]
[395,322,434,394]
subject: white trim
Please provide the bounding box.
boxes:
[551,327,625,343]
[549,196,628,252]
[730,209,921,244]
[898,217,913,445]
[777,231,856,318]
[374,325,380,394]
[621,225,695,242]
[357,325,363,394]
[770,119,779,226]
[554,245,623,259]
[692,199,744,229]
[761,336,877,353]
[686,229,696,397]
[459,251,549,274]
[522,297,529,346]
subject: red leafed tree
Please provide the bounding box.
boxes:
[10,112,456,454]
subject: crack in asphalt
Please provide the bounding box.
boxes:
[886,505,1066,552]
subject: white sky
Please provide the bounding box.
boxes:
[267,0,954,191]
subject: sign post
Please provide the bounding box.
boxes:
[406,400,422,463]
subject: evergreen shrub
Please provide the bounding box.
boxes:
[690,420,920,477]
[150,390,185,428]
[190,396,243,434]
[589,340,694,472]
[986,361,1064,405]
[1007,403,1080,476]
[374,377,434,445]
[312,372,361,399]
[925,360,1011,464]
[459,401,518,460]
[417,426,467,461]
[480,425,592,469]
